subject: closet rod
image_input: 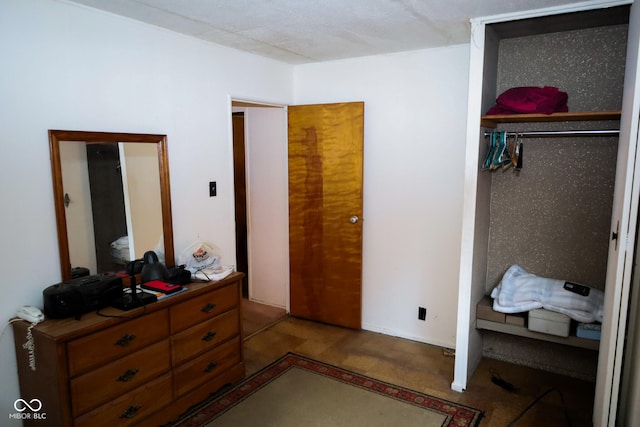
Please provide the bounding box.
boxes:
[484,129,619,138]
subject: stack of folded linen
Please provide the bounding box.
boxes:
[491,264,603,323]
[110,235,130,261]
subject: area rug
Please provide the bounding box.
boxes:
[173,353,483,427]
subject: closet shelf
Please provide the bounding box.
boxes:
[481,111,621,128]
[476,319,600,350]
[476,296,599,350]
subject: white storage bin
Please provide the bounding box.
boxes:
[528,308,570,337]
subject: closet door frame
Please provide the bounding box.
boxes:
[453,1,639,426]
[595,1,640,425]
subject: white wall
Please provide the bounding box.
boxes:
[293,46,470,347]
[0,0,292,421]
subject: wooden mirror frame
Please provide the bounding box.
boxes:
[49,130,175,281]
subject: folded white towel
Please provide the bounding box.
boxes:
[490,264,603,323]
[192,266,233,282]
[110,235,129,249]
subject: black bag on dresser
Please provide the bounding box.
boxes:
[167,265,192,285]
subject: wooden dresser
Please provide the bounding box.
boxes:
[12,272,245,426]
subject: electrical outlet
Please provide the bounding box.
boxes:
[209,181,217,197]
[418,306,426,321]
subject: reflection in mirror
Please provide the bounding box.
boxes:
[50,130,174,281]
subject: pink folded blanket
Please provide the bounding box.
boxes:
[486,86,568,115]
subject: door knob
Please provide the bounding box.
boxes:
[350,216,359,224]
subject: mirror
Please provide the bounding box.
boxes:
[49,130,175,281]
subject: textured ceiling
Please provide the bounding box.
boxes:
[66,0,606,64]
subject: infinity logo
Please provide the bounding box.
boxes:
[14,399,42,412]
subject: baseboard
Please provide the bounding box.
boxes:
[361,321,455,350]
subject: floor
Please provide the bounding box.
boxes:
[241,298,287,339]
[242,314,596,427]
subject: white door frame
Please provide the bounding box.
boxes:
[453,2,639,426]
[594,1,640,424]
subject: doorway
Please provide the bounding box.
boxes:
[86,143,128,273]
[230,100,365,331]
[232,112,248,298]
[231,100,289,336]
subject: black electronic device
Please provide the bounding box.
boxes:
[71,267,90,279]
[43,273,123,319]
[563,281,591,296]
[111,258,158,311]
[111,287,157,310]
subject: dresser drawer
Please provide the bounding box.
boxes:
[74,371,172,427]
[67,309,169,377]
[70,339,171,417]
[171,308,239,365]
[170,283,238,333]
[174,337,241,397]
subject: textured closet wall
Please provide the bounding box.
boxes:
[485,24,628,291]
[496,25,628,111]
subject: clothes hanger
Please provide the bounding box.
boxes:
[515,134,523,171]
[499,132,513,169]
[482,131,497,170]
[491,131,503,169]
[482,131,521,172]
[491,131,512,170]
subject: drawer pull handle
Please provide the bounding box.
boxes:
[204,362,218,373]
[202,331,217,342]
[120,405,141,419]
[117,368,139,382]
[115,334,136,347]
[201,303,217,313]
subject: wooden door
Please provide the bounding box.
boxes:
[288,102,364,329]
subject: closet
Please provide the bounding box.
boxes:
[479,9,627,380]
[453,2,640,426]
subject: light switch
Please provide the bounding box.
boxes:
[209,181,217,197]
